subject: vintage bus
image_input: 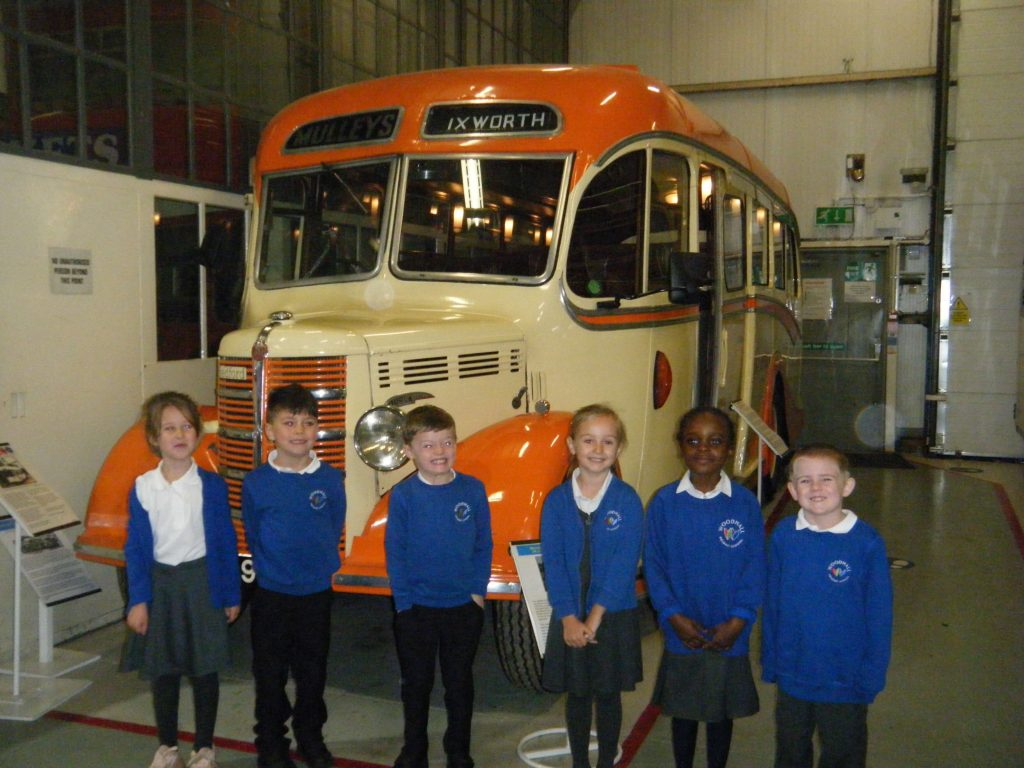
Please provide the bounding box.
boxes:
[76,64,802,689]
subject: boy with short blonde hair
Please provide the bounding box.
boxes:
[385,405,493,768]
[761,444,893,768]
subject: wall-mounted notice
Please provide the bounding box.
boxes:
[49,247,93,295]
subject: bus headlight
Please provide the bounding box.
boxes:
[354,406,408,470]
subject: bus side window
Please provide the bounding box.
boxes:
[785,225,799,297]
[752,205,768,286]
[772,217,785,290]
[723,194,745,292]
[698,166,716,264]
[567,151,644,299]
[648,151,689,292]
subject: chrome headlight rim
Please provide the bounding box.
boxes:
[353,405,408,471]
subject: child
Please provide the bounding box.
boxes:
[762,445,893,768]
[384,405,493,768]
[242,383,346,768]
[540,404,644,768]
[123,392,241,768]
[645,406,765,768]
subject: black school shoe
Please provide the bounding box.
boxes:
[298,742,334,768]
[256,754,298,768]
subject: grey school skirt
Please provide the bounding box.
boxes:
[120,557,230,680]
[542,606,643,696]
[651,650,759,722]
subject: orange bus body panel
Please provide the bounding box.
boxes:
[338,411,572,598]
[254,65,790,206]
[75,406,220,567]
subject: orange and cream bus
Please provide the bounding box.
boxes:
[76,64,802,689]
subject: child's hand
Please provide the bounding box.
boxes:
[225,605,240,624]
[583,604,605,643]
[126,603,149,635]
[668,613,707,650]
[471,594,485,608]
[705,617,746,652]
[562,615,594,648]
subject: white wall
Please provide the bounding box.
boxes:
[571,0,1024,457]
[0,153,241,657]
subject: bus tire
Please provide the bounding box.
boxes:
[493,599,544,691]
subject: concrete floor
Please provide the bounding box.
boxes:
[2,455,1023,767]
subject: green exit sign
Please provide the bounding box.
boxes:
[815,206,855,225]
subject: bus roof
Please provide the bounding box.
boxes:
[256,64,791,207]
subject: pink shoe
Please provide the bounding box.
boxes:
[149,745,186,768]
[187,747,219,768]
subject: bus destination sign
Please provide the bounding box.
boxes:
[423,103,561,139]
[285,108,401,152]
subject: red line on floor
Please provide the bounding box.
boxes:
[45,710,387,768]
[992,482,1024,562]
[617,703,661,766]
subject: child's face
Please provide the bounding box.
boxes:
[266,409,318,467]
[787,455,855,524]
[567,415,622,477]
[680,412,731,486]
[404,428,457,485]
[152,405,199,465]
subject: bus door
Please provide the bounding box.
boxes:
[697,164,724,406]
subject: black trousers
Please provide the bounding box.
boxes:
[250,586,333,757]
[774,689,868,768]
[393,601,485,768]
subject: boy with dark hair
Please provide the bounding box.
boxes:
[762,444,893,768]
[242,383,346,768]
[385,404,493,768]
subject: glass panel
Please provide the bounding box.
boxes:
[398,157,563,280]
[194,1,225,91]
[292,0,316,43]
[786,226,799,296]
[649,151,689,292]
[204,205,245,355]
[292,41,317,98]
[83,0,127,61]
[355,0,376,71]
[723,194,745,292]
[567,151,644,299]
[0,33,22,148]
[155,198,201,361]
[698,165,716,264]
[259,160,393,285]
[228,17,261,103]
[28,43,78,158]
[151,3,187,80]
[229,106,261,191]
[444,0,458,60]
[25,0,74,44]
[194,98,226,185]
[84,60,128,165]
[260,28,289,109]
[752,205,768,285]
[398,19,417,73]
[153,79,189,178]
[377,7,396,75]
[333,0,354,61]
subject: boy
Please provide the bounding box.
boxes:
[384,405,493,768]
[761,445,893,768]
[242,383,346,768]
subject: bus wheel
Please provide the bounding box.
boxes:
[492,599,544,691]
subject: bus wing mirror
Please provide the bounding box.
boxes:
[668,251,713,305]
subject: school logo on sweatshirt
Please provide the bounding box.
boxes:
[718,519,746,548]
[827,559,852,583]
[309,489,328,510]
[603,510,622,532]
[454,501,471,522]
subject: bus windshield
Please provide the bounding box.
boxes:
[396,156,566,281]
[258,160,393,286]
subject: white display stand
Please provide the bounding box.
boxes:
[730,400,789,502]
[0,519,92,721]
[517,728,621,768]
[0,600,99,678]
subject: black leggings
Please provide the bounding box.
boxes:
[566,691,621,768]
[671,717,734,768]
[152,672,220,750]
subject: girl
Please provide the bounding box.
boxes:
[645,407,766,768]
[123,392,241,768]
[540,404,644,768]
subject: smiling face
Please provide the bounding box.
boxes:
[679,411,732,491]
[787,454,856,529]
[404,428,457,485]
[266,409,318,470]
[567,414,623,481]
[152,405,199,469]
